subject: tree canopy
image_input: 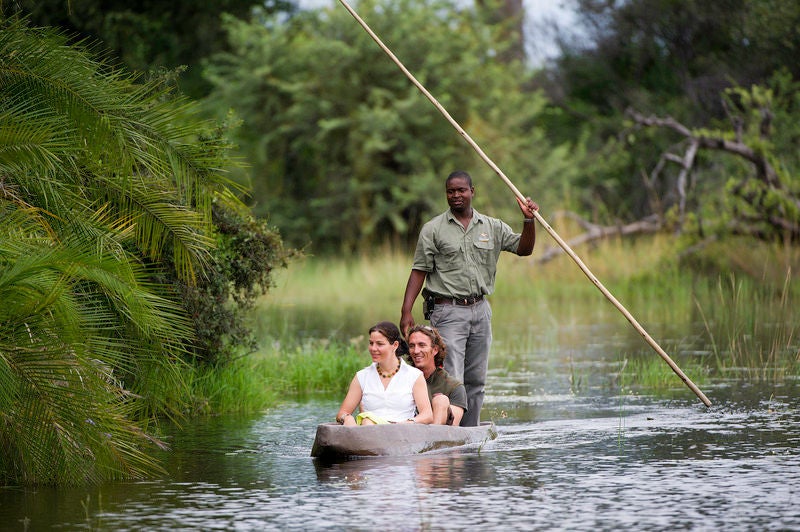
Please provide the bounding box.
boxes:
[203,0,577,252]
[529,0,800,243]
[2,0,297,97]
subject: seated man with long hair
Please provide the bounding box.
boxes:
[406,325,466,426]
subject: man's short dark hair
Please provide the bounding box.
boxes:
[446,170,473,187]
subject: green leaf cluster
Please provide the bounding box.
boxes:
[203,0,577,253]
[694,74,800,241]
[3,0,296,97]
[0,17,288,483]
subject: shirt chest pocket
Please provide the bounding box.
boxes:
[472,236,495,264]
[435,242,464,272]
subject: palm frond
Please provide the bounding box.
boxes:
[0,18,244,283]
[0,208,191,484]
[0,16,265,484]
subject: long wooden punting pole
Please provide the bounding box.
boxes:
[337,0,711,407]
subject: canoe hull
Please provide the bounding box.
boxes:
[310,421,497,459]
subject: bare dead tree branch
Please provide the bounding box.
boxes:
[675,139,699,224]
[626,108,780,187]
[625,106,799,242]
[537,213,662,263]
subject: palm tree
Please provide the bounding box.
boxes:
[0,210,192,483]
[0,17,250,484]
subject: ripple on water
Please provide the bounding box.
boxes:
[2,384,798,530]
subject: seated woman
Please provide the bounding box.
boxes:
[406,325,466,426]
[336,321,433,426]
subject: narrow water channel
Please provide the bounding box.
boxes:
[2,377,797,530]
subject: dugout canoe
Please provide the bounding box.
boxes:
[310,421,497,459]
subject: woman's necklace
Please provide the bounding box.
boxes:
[377,358,401,379]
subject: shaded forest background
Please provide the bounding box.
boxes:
[2,0,799,484]
[13,0,800,252]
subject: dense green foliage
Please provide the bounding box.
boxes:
[538,0,800,238]
[0,18,288,483]
[203,0,578,252]
[549,0,800,117]
[11,0,799,252]
[197,0,800,252]
[2,0,296,97]
[164,203,294,366]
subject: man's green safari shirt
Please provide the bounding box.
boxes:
[412,209,521,298]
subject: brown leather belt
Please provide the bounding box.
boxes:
[433,295,484,306]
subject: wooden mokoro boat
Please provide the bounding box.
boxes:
[310,421,497,459]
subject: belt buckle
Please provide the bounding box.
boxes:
[461,298,468,305]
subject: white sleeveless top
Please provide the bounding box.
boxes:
[357,359,422,422]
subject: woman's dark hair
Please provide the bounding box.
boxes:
[406,324,447,368]
[369,321,409,356]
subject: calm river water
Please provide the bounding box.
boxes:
[1,369,798,530]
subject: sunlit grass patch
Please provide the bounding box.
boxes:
[614,356,711,392]
[231,235,800,411]
[187,338,366,413]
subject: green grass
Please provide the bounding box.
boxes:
[694,272,800,381]
[195,235,800,412]
[616,356,711,392]
[187,339,366,414]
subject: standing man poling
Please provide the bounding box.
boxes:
[400,170,538,426]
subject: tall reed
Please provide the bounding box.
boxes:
[205,236,800,412]
[186,340,366,414]
[694,271,799,381]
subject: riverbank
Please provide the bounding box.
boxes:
[192,236,800,413]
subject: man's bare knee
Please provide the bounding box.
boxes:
[432,394,451,424]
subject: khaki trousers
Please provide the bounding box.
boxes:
[430,299,492,427]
